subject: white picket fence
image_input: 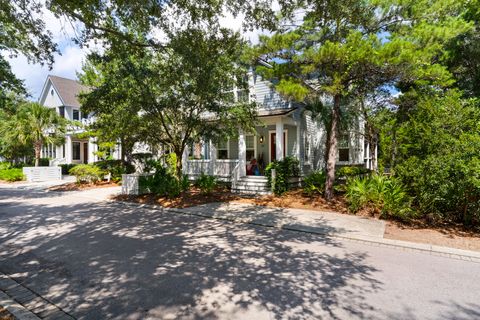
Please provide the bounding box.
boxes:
[22,167,62,182]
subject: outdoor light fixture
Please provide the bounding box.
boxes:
[259,136,264,143]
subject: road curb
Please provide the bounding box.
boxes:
[115,200,480,263]
[0,290,40,320]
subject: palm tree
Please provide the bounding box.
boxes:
[6,102,65,167]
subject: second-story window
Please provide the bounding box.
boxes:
[73,109,79,121]
[58,106,65,118]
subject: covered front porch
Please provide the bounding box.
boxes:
[184,114,300,182]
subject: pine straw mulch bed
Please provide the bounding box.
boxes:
[48,181,119,192]
[0,307,14,320]
[114,187,480,251]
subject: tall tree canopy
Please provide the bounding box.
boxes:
[80,26,257,176]
[251,0,471,200]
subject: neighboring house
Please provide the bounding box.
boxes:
[38,75,121,165]
[183,69,377,193]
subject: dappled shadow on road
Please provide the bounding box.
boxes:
[0,191,467,319]
[0,195,383,319]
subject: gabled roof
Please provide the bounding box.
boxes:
[46,75,89,108]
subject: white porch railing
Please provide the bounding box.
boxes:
[185,159,239,180]
[50,158,66,166]
[231,161,241,189]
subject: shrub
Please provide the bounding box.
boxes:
[0,162,12,170]
[265,156,300,195]
[337,166,371,179]
[60,163,78,175]
[69,164,105,184]
[139,165,189,198]
[345,175,414,220]
[0,168,24,182]
[195,173,217,194]
[303,170,326,196]
[94,160,134,182]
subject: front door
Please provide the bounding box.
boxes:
[270,132,286,162]
[83,143,88,164]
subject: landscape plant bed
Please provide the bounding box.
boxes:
[232,189,349,214]
[0,306,14,320]
[48,181,119,192]
[115,186,241,208]
[385,220,480,252]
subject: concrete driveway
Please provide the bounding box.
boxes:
[0,185,479,319]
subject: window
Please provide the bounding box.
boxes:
[338,133,350,162]
[217,139,229,159]
[304,134,310,163]
[73,109,79,121]
[246,135,256,161]
[58,106,65,118]
[51,89,54,96]
[203,142,210,160]
[72,142,81,160]
[62,144,65,158]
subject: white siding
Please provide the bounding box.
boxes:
[252,74,290,110]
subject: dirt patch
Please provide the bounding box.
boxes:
[48,181,119,192]
[385,220,480,252]
[114,186,242,208]
[0,307,14,320]
[232,189,349,214]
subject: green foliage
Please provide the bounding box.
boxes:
[0,162,12,170]
[94,160,134,183]
[165,153,177,177]
[139,166,189,198]
[195,173,217,194]
[69,164,105,184]
[0,168,24,182]
[265,156,300,195]
[303,171,326,196]
[337,166,371,179]
[60,164,78,175]
[0,102,65,167]
[390,91,480,226]
[346,175,414,221]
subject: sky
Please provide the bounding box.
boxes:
[6,9,263,101]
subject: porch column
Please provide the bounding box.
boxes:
[238,129,246,177]
[88,138,96,164]
[295,120,301,161]
[276,118,284,160]
[209,140,216,175]
[65,135,72,164]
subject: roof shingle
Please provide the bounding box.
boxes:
[48,75,89,108]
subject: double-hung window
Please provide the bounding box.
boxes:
[73,109,80,121]
[217,139,229,159]
[72,142,81,160]
[338,133,350,162]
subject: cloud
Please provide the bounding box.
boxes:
[7,7,271,100]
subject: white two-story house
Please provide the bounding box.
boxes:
[39,73,375,193]
[38,75,121,165]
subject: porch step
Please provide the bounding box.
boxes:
[231,176,272,195]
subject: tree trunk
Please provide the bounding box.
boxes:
[34,141,42,167]
[175,148,184,179]
[325,95,341,201]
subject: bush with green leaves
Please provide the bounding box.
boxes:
[381,90,480,226]
[69,164,105,184]
[139,165,189,198]
[337,166,370,179]
[303,170,326,196]
[94,160,134,182]
[346,175,414,220]
[195,173,217,194]
[0,168,24,182]
[265,156,300,195]
[0,162,12,170]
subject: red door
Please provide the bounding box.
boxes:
[270,132,286,162]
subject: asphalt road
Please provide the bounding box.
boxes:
[0,186,479,320]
